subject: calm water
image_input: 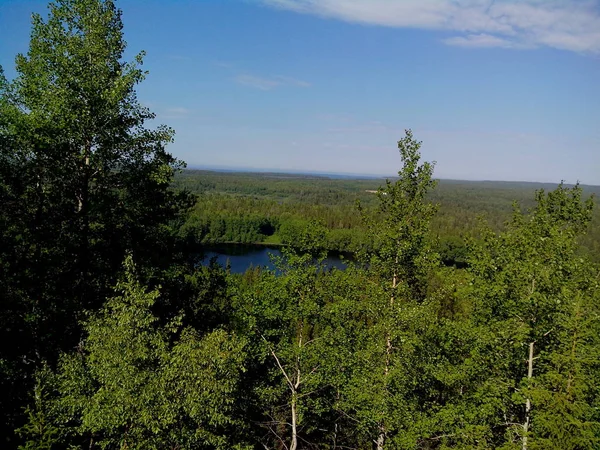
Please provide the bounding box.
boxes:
[201,244,348,274]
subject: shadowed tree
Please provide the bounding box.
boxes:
[0,0,193,443]
[17,257,250,449]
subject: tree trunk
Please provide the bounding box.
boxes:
[290,392,298,450]
[262,329,300,450]
[523,341,534,450]
[290,322,303,450]
[376,425,386,450]
[377,259,398,450]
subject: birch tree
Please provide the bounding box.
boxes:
[468,184,600,449]
[233,222,343,449]
[0,0,193,442]
[18,257,249,449]
[346,130,440,449]
[7,0,186,346]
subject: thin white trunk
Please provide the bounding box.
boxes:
[523,341,534,450]
[378,258,398,450]
[376,426,386,450]
[260,329,301,450]
[290,394,298,450]
[291,325,302,450]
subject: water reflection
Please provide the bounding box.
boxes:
[200,244,348,274]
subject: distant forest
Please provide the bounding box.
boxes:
[173,170,600,264]
[1,1,599,449]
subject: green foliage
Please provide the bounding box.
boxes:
[330,130,443,448]
[0,0,194,443]
[2,2,600,447]
[16,368,60,450]
[19,257,249,449]
[2,0,193,321]
[361,129,440,296]
[466,183,600,448]
[232,244,339,448]
[174,169,600,264]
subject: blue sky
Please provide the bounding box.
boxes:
[1,0,599,184]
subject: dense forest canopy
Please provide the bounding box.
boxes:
[1,1,599,449]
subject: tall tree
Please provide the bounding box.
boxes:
[344,130,440,448]
[8,0,191,310]
[0,0,192,443]
[233,223,340,449]
[0,64,37,446]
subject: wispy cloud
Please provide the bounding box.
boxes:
[443,33,525,49]
[261,0,600,54]
[235,75,281,90]
[234,74,311,90]
[274,75,311,87]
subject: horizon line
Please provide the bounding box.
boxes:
[184,165,600,188]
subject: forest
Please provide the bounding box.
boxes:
[173,171,600,266]
[0,1,599,449]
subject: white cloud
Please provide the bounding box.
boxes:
[274,75,312,87]
[443,33,521,48]
[261,0,600,54]
[234,75,280,90]
[234,74,311,90]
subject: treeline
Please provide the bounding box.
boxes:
[172,170,379,205]
[1,1,599,450]
[177,174,600,265]
[180,194,368,253]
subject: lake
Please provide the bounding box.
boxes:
[201,244,348,274]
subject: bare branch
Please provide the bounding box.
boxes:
[260,332,295,392]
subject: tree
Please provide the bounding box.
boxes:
[0,64,36,443]
[7,0,192,307]
[232,222,347,449]
[467,184,600,449]
[362,129,439,301]
[0,0,193,442]
[18,257,249,449]
[343,130,440,448]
